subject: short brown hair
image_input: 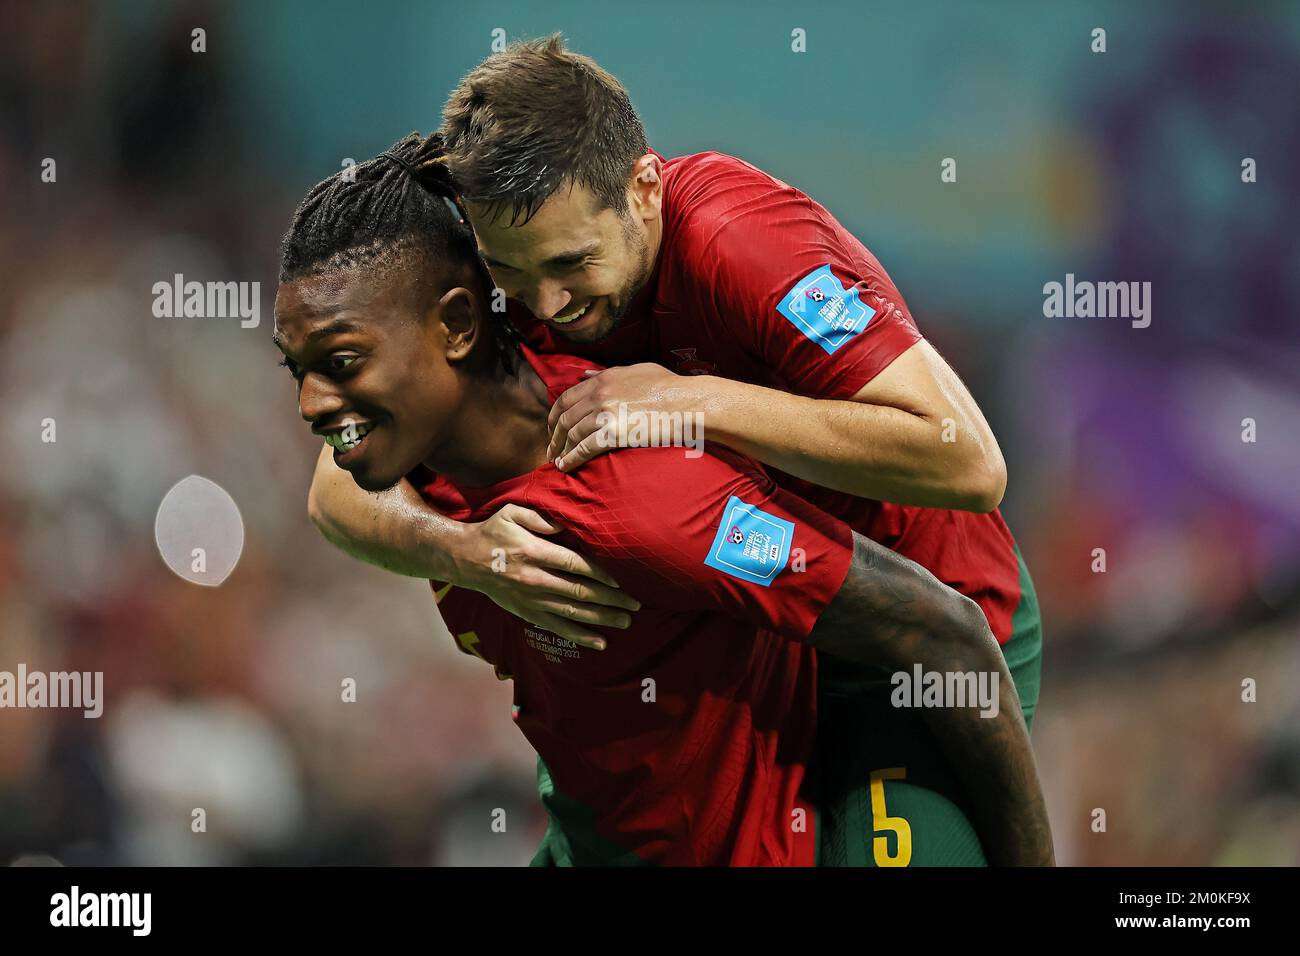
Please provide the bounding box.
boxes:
[440,33,648,225]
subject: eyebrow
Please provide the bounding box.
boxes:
[480,241,600,272]
[272,318,364,350]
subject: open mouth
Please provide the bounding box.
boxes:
[321,420,378,460]
[550,300,595,326]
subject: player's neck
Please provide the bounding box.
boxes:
[646,212,664,273]
[422,358,551,487]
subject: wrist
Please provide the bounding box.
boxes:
[691,375,740,447]
[421,513,482,586]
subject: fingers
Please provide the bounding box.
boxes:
[528,543,632,600]
[546,402,590,462]
[527,565,641,612]
[493,506,629,595]
[554,430,611,473]
[547,374,609,460]
[545,426,563,465]
[547,377,596,435]
[500,504,558,535]
[532,595,632,629]
[553,410,599,457]
[531,614,608,651]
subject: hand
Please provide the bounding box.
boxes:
[546,363,699,472]
[457,504,640,650]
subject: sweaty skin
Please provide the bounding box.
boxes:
[544,341,1005,510]
[278,251,1052,867]
[810,534,1052,866]
[308,156,1007,635]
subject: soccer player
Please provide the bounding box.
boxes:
[308,37,1044,865]
[271,136,1053,866]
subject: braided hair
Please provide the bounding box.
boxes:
[279,131,522,369]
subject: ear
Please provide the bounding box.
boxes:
[433,286,480,362]
[628,153,663,220]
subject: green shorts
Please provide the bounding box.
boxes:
[815,547,1043,867]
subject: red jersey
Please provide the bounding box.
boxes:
[413,347,854,866]
[510,150,1025,645]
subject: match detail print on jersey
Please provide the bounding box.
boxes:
[775,263,876,354]
[704,496,795,587]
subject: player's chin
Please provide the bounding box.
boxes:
[551,300,619,344]
[349,466,403,493]
[334,433,405,492]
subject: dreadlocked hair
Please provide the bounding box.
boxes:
[279,131,523,371]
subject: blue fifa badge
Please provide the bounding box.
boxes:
[775,264,876,354]
[704,496,795,587]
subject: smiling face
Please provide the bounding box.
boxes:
[468,155,663,343]
[272,255,479,492]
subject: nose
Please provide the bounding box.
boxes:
[298,372,345,425]
[527,279,572,322]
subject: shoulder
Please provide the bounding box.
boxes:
[663,152,829,292]
[526,447,786,598]
[665,151,801,239]
[665,150,784,186]
[528,446,772,536]
[665,150,778,189]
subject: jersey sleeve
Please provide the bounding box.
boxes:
[684,174,923,399]
[524,446,854,642]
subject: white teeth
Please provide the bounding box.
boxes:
[552,302,590,325]
[324,421,373,452]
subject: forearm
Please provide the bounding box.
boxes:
[307,445,468,580]
[921,625,1055,866]
[306,451,636,645]
[694,376,1001,511]
[810,535,1054,865]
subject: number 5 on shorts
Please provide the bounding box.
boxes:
[869,767,912,867]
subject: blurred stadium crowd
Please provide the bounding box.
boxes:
[1,2,1296,866]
